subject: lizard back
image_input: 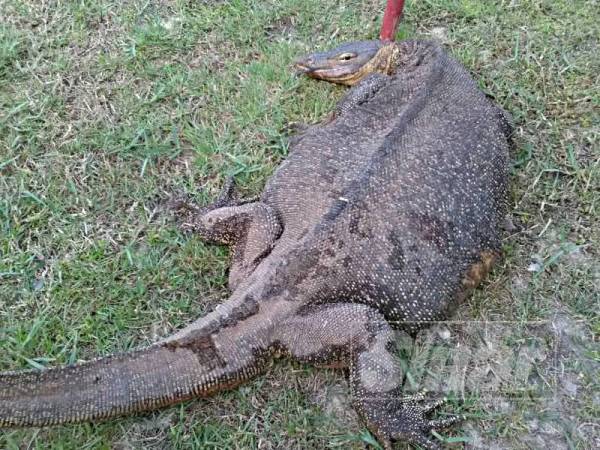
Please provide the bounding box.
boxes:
[260,40,510,327]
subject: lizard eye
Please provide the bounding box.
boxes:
[338,52,356,61]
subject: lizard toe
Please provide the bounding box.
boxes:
[363,391,461,449]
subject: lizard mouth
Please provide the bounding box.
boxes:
[294,63,353,81]
[293,63,313,75]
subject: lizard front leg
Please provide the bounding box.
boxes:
[275,303,460,449]
[172,179,282,290]
[197,202,282,290]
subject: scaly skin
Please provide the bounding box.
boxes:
[0,40,511,449]
[294,40,399,85]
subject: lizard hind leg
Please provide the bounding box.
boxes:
[274,303,461,449]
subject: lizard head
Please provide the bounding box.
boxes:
[294,40,396,86]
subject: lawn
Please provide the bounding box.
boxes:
[0,0,598,448]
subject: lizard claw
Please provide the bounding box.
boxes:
[169,178,260,236]
[169,177,239,233]
[212,176,258,209]
[422,397,448,413]
[427,415,464,429]
[168,193,203,233]
[394,392,462,449]
[213,176,236,208]
[361,390,463,450]
[410,432,444,450]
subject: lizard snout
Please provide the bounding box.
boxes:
[293,56,315,75]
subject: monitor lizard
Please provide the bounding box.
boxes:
[0,39,511,450]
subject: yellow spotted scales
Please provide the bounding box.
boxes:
[1,40,511,450]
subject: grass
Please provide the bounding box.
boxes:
[0,0,598,448]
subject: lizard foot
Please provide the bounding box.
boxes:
[361,390,463,450]
[168,193,203,233]
[169,177,259,233]
[211,176,258,209]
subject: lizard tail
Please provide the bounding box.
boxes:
[0,326,261,427]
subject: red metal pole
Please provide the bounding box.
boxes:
[379,0,405,41]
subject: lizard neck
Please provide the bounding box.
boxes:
[351,40,440,85]
[386,40,441,74]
